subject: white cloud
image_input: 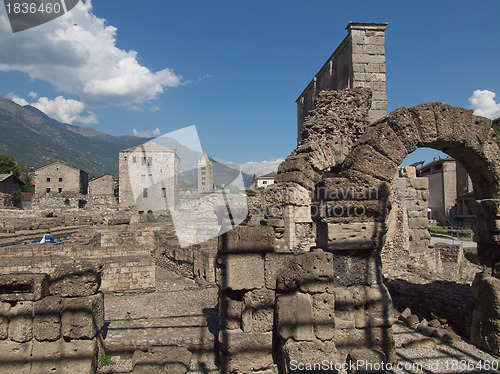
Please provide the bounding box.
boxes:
[469,90,500,119]
[132,128,161,137]
[238,159,284,176]
[32,96,97,124]
[0,0,181,107]
[28,91,38,99]
[9,94,29,106]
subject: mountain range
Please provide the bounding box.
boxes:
[0,96,148,178]
[0,96,254,186]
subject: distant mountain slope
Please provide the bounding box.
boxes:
[0,96,254,186]
[0,96,148,177]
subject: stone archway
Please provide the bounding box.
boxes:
[216,89,500,373]
[339,102,500,266]
[331,101,500,354]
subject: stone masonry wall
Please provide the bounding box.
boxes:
[0,269,103,373]
[217,224,396,373]
[0,224,158,294]
[0,244,155,294]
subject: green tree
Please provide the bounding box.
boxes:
[0,154,20,176]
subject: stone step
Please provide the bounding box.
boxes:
[102,315,216,354]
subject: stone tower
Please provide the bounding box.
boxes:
[119,142,179,212]
[296,22,388,144]
[198,152,214,192]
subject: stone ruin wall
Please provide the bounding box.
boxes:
[0,224,158,294]
[0,269,103,373]
[216,81,500,372]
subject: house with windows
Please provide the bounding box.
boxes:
[34,161,88,196]
[197,153,214,192]
[416,157,474,227]
[255,172,276,189]
[119,141,179,212]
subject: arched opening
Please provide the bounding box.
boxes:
[336,102,500,353]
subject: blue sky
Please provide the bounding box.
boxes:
[0,0,499,174]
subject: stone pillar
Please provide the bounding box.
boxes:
[348,22,388,122]
[312,178,396,364]
[264,182,314,252]
[0,267,103,373]
[216,225,277,373]
[469,199,500,355]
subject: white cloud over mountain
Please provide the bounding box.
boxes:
[0,0,181,108]
[469,90,500,119]
[132,128,161,138]
[238,158,284,176]
[9,93,97,124]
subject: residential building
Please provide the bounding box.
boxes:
[119,141,179,212]
[417,157,473,226]
[34,161,88,195]
[255,172,276,188]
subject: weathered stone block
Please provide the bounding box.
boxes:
[331,250,382,287]
[314,178,388,202]
[264,253,295,289]
[277,250,334,293]
[217,254,265,291]
[50,265,101,297]
[357,121,408,165]
[281,339,339,373]
[33,295,62,342]
[0,340,31,372]
[132,346,192,374]
[32,339,96,373]
[335,309,356,329]
[219,329,273,373]
[275,171,315,190]
[341,144,398,183]
[313,293,335,340]
[242,289,275,333]
[218,225,275,254]
[333,327,396,363]
[276,291,314,341]
[220,290,243,330]
[317,221,385,250]
[283,205,312,223]
[8,301,33,343]
[386,107,419,154]
[472,273,500,320]
[408,217,428,229]
[0,301,10,340]
[346,349,387,374]
[0,273,49,301]
[61,293,104,340]
[265,182,311,207]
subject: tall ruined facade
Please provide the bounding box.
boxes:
[217,22,500,373]
[296,22,387,144]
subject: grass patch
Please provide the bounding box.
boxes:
[175,275,185,281]
[102,353,115,366]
